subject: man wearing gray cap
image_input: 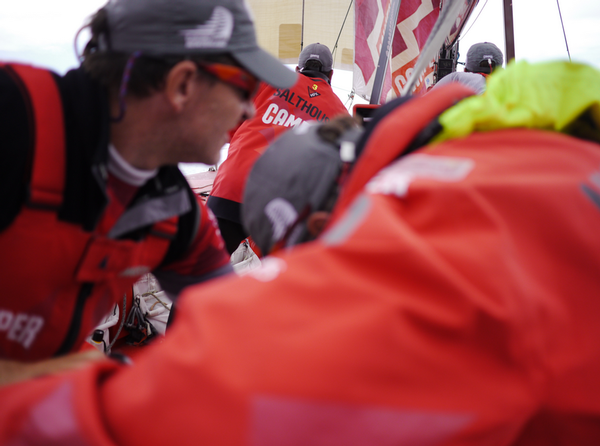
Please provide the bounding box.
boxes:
[433,42,503,94]
[0,0,296,362]
[208,42,349,255]
[242,116,361,255]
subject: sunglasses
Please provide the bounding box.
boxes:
[195,62,260,101]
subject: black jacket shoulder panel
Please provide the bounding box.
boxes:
[158,166,201,266]
[0,66,34,231]
[55,67,111,231]
[1,65,199,267]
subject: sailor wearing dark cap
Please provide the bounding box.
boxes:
[208,42,349,254]
[433,42,504,94]
[0,0,296,362]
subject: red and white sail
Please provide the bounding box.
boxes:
[354,0,479,103]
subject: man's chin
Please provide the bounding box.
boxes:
[189,145,223,167]
[206,150,223,166]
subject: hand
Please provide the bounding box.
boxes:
[0,349,107,387]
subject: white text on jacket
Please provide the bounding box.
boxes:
[0,310,44,349]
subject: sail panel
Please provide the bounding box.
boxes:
[353,0,396,103]
[445,0,480,48]
[388,0,441,99]
[247,0,479,104]
[247,0,355,70]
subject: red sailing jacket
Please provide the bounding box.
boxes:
[209,72,349,222]
[0,64,230,362]
[2,84,600,445]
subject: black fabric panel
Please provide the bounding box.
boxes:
[154,262,234,297]
[0,66,34,231]
[55,67,110,231]
[207,196,247,253]
[216,217,248,255]
[403,119,443,156]
[352,95,445,163]
[159,171,201,266]
[300,70,331,84]
[207,195,242,225]
[166,301,177,327]
[353,96,414,161]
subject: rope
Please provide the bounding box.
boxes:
[458,0,490,42]
[143,291,171,311]
[556,0,571,62]
[332,0,354,64]
[344,90,356,109]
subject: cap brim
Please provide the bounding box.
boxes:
[233,48,297,89]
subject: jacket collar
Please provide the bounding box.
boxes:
[299,69,331,84]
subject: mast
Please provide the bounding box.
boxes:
[503,0,515,62]
[369,0,402,104]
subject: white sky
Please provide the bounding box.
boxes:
[3,0,596,173]
[1,0,598,88]
[458,0,600,70]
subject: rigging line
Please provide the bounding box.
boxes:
[332,0,354,62]
[556,0,571,62]
[344,91,356,109]
[335,85,355,93]
[458,0,490,42]
[301,0,305,51]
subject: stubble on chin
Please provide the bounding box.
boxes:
[199,141,224,166]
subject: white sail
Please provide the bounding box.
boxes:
[246,0,479,103]
[246,0,355,70]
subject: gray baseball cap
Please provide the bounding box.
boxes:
[99,0,297,89]
[465,42,503,73]
[298,43,334,72]
[242,123,361,254]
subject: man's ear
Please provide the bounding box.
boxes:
[164,60,200,112]
[306,211,330,237]
[327,69,334,82]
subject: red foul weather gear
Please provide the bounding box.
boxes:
[208,72,349,226]
[1,81,600,445]
[0,63,231,361]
